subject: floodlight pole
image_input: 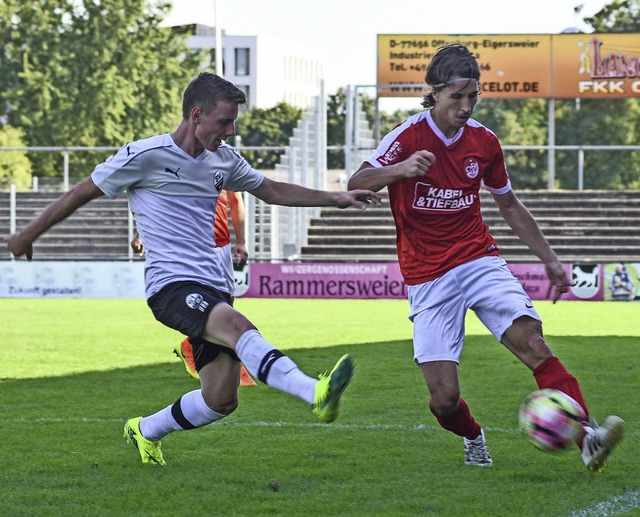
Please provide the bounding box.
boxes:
[214,0,223,77]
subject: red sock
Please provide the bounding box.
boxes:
[430,398,481,440]
[533,356,588,448]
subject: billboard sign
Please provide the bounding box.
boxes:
[377,33,640,99]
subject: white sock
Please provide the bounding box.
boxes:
[235,329,316,404]
[139,389,226,441]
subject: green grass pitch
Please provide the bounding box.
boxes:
[0,298,638,516]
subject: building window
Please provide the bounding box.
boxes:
[237,84,250,105]
[210,49,225,76]
[235,48,250,76]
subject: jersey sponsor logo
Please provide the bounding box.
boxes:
[185,293,209,312]
[464,157,479,178]
[378,141,403,165]
[165,166,181,178]
[413,183,476,212]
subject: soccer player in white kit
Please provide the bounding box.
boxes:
[348,43,624,471]
[130,189,255,385]
[6,72,381,465]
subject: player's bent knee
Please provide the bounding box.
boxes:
[201,389,239,416]
[207,398,239,416]
[430,394,460,417]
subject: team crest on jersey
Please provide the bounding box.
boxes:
[464,157,479,178]
[213,170,224,192]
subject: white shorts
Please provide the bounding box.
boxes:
[214,244,234,296]
[407,256,540,365]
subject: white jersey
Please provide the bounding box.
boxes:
[91,133,264,298]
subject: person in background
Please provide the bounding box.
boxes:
[131,189,255,386]
[348,43,624,471]
[7,71,381,466]
[610,263,635,301]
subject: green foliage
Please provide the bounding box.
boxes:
[474,98,550,189]
[326,88,348,169]
[555,0,640,189]
[554,98,640,189]
[0,0,202,178]
[233,102,303,169]
[0,298,637,515]
[584,0,640,31]
[0,125,32,189]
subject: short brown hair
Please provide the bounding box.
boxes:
[181,72,247,119]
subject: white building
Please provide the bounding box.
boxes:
[176,24,327,109]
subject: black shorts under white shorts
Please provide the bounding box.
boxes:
[147,281,240,369]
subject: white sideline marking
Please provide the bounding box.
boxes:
[568,488,640,517]
[0,418,504,432]
[0,418,637,437]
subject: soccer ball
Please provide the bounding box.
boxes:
[518,389,586,452]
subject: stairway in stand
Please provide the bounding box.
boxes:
[300,190,640,264]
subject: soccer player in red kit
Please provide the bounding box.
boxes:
[348,43,624,471]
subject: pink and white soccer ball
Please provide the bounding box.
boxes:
[518,389,586,452]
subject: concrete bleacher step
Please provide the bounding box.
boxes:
[301,190,640,263]
[3,189,640,263]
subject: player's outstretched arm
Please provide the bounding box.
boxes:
[5,177,104,260]
[250,177,381,210]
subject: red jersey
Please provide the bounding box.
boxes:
[214,190,230,247]
[367,110,511,285]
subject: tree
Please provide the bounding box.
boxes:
[553,0,640,189]
[233,102,302,169]
[474,98,550,190]
[0,0,202,183]
[584,0,640,32]
[326,88,348,169]
[0,126,32,189]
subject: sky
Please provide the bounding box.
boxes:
[163,0,609,108]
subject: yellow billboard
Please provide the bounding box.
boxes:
[551,34,640,98]
[377,33,640,99]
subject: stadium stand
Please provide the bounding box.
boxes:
[1,192,131,260]
[301,190,640,264]
[1,190,639,263]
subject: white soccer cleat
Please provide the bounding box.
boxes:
[582,415,625,472]
[464,428,493,467]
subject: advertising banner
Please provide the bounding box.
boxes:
[1,261,604,301]
[551,34,640,98]
[377,34,551,98]
[0,261,146,298]
[377,33,640,99]
[237,262,603,301]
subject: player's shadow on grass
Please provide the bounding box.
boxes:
[1,340,421,422]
